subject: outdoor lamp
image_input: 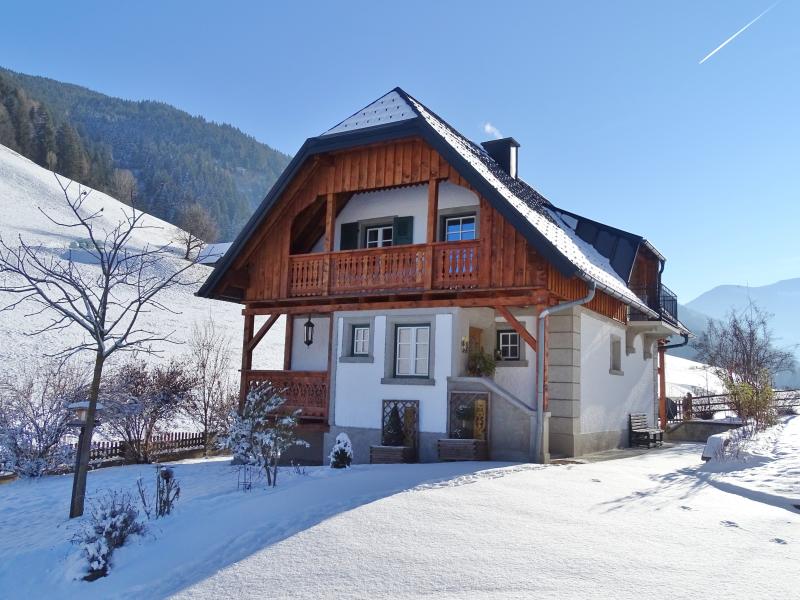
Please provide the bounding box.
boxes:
[304,315,315,346]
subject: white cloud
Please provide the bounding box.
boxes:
[483,122,503,140]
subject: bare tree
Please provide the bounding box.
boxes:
[0,177,199,517]
[693,303,796,388]
[0,359,87,477]
[176,203,218,260]
[102,358,194,463]
[110,169,137,206]
[183,320,237,456]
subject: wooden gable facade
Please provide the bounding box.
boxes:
[211,135,628,322]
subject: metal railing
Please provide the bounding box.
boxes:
[630,283,679,324]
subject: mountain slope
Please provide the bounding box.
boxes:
[0,143,283,375]
[0,67,291,239]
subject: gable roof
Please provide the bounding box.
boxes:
[197,88,658,317]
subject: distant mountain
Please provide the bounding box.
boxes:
[670,279,800,387]
[0,67,291,239]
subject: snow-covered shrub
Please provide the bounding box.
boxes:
[73,490,145,579]
[0,361,86,477]
[102,358,194,463]
[329,432,353,469]
[222,383,309,487]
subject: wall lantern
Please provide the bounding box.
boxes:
[460,335,470,354]
[303,315,315,346]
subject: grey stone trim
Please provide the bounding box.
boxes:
[339,315,376,363]
[383,315,437,383]
[495,360,529,368]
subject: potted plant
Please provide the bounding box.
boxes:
[466,349,496,377]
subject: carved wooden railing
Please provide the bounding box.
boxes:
[287,240,480,298]
[244,370,328,422]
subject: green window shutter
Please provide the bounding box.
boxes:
[393,216,414,245]
[340,222,359,250]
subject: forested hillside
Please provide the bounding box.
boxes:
[0,67,290,239]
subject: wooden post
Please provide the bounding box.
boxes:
[658,342,667,428]
[495,306,537,353]
[323,192,335,295]
[239,313,255,412]
[425,178,439,289]
[284,314,294,370]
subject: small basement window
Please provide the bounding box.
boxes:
[610,336,623,375]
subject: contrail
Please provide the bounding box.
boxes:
[699,2,780,64]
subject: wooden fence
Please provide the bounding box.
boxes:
[667,390,800,422]
[70,432,206,462]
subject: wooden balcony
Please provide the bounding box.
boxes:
[288,240,480,298]
[243,370,329,423]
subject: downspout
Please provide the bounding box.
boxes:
[533,281,596,463]
[657,333,689,428]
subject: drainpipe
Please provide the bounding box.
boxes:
[533,281,596,463]
[658,333,689,428]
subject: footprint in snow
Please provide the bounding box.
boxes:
[720,520,739,528]
[770,538,788,545]
[591,478,601,483]
[680,505,693,511]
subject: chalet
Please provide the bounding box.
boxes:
[197,88,689,463]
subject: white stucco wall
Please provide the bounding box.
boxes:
[579,311,656,434]
[329,181,479,250]
[290,316,330,371]
[332,309,454,433]
[493,314,537,406]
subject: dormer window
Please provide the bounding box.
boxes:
[443,214,476,241]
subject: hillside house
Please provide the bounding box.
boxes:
[197,88,689,463]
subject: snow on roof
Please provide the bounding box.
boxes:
[198,242,233,265]
[402,92,655,316]
[323,90,416,136]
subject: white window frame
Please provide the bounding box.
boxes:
[365,224,393,248]
[496,330,521,361]
[444,214,476,242]
[352,325,370,356]
[394,325,430,377]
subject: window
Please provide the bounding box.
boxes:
[395,325,430,377]
[365,225,393,248]
[496,330,520,361]
[610,336,623,374]
[444,215,476,241]
[352,325,370,356]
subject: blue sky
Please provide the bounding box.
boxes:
[1,1,798,302]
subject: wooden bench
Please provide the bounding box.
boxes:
[629,413,663,448]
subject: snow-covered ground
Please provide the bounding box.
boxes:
[664,354,725,398]
[0,144,284,377]
[1,417,797,599]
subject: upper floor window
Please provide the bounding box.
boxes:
[365,224,393,248]
[496,330,520,361]
[444,214,476,241]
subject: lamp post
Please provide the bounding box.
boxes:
[68,401,103,516]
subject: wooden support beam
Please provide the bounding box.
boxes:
[495,306,538,353]
[324,192,336,252]
[658,343,667,429]
[283,314,294,370]
[247,313,281,353]
[425,178,439,289]
[239,313,255,412]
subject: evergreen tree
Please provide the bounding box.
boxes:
[56,122,86,180]
[30,104,56,168]
[0,104,15,150]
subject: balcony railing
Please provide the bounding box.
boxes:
[288,240,480,298]
[630,283,679,324]
[243,370,329,422]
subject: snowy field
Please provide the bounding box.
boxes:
[0,143,284,378]
[1,417,798,599]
